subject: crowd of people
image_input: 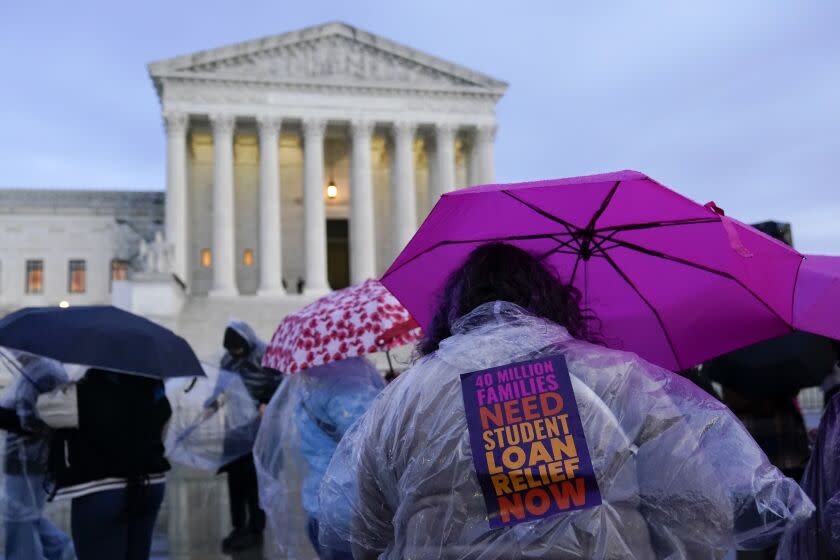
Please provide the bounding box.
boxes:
[0,239,837,559]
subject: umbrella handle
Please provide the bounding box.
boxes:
[184,377,198,393]
[385,350,395,378]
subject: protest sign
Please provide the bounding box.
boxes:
[460,354,601,528]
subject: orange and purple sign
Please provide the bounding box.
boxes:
[460,354,601,528]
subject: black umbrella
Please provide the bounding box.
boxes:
[705,331,838,398]
[0,306,204,379]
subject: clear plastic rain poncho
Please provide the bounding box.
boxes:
[0,352,75,560]
[0,353,68,522]
[319,302,813,560]
[164,363,261,472]
[253,357,384,559]
[776,391,840,558]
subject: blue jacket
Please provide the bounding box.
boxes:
[294,357,384,518]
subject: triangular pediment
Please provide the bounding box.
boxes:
[149,22,507,94]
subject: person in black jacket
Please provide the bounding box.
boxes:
[49,369,172,560]
[204,321,280,554]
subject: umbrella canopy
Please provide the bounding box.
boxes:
[794,255,840,341]
[704,331,839,398]
[382,170,833,372]
[165,363,260,472]
[262,279,422,373]
[0,305,203,379]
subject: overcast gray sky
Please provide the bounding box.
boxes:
[1,1,837,254]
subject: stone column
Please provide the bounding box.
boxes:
[209,113,238,297]
[475,124,497,184]
[302,118,330,295]
[426,133,439,205]
[256,116,286,296]
[163,111,189,285]
[432,123,456,202]
[468,137,480,187]
[350,119,376,283]
[391,121,418,257]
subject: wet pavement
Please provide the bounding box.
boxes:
[24,466,271,560]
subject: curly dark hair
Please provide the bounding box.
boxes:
[418,242,599,356]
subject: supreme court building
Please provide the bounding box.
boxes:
[0,22,506,354]
[151,21,506,297]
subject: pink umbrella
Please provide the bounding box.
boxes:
[262,279,422,374]
[793,255,840,341]
[382,170,838,371]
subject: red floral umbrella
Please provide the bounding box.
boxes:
[262,279,422,374]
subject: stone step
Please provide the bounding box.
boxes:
[172,295,318,359]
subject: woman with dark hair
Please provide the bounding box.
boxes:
[319,242,811,559]
[417,242,597,355]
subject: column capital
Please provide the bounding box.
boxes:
[302,117,327,138]
[209,113,236,135]
[256,115,283,135]
[163,111,188,136]
[393,121,417,137]
[350,118,375,138]
[435,122,457,139]
[475,123,497,141]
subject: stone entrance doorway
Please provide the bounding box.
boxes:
[327,219,350,289]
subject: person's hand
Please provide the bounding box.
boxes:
[259,404,267,418]
[202,406,217,420]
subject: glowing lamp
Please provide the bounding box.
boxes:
[326,181,338,199]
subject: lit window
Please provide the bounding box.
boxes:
[243,249,254,267]
[201,249,212,268]
[68,260,86,294]
[110,260,127,291]
[111,260,127,282]
[25,260,43,294]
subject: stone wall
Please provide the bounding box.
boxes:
[0,214,124,308]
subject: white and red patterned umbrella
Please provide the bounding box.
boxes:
[262,279,422,374]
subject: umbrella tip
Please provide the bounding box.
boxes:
[704,201,726,216]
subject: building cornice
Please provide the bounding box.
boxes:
[153,72,506,101]
[148,22,507,91]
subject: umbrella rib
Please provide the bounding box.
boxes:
[537,236,581,262]
[598,250,683,370]
[585,181,622,230]
[590,231,615,254]
[559,250,599,256]
[382,232,574,278]
[789,256,806,325]
[500,190,582,232]
[596,234,790,327]
[594,217,720,234]
[561,222,580,242]
[598,243,623,252]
